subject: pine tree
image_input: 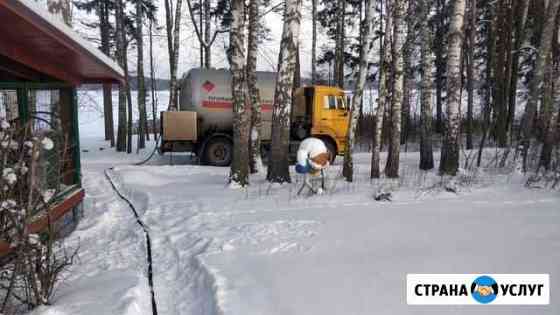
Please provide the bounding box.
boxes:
[343,0,376,182]
[311,0,318,83]
[539,47,559,171]
[267,0,303,183]
[164,0,183,110]
[506,0,529,139]
[136,0,147,149]
[47,0,72,25]
[115,0,128,152]
[433,0,448,134]
[75,0,115,146]
[334,0,346,88]
[523,0,560,171]
[439,0,466,176]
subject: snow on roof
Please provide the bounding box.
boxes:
[19,0,124,79]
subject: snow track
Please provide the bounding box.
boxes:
[105,168,159,315]
[108,167,224,315]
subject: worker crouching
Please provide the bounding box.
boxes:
[295,138,330,195]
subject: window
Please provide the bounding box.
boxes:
[0,90,19,121]
[336,96,346,110]
[323,95,337,110]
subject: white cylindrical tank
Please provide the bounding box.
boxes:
[179,68,276,141]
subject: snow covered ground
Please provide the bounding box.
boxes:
[31,90,559,315]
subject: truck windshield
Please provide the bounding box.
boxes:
[336,96,347,110]
[323,95,347,110]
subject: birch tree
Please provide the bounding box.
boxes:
[419,0,434,170]
[343,0,375,182]
[401,1,415,146]
[433,0,447,134]
[520,0,560,172]
[371,0,392,179]
[229,0,249,186]
[439,0,466,176]
[164,0,183,110]
[465,0,476,150]
[247,0,263,174]
[267,0,303,183]
[385,0,407,178]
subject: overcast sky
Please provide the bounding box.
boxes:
[69,0,346,80]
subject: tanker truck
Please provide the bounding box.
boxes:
[160,68,349,166]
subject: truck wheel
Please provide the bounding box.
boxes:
[203,137,233,166]
[321,138,337,164]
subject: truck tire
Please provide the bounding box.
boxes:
[203,137,233,166]
[320,138,337,164]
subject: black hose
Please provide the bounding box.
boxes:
[134,135,161,166]
[104,168,158,315]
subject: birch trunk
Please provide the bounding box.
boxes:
[401,1,415,146]
[439,0,466,176]
[434,0,446,134]
[342,0,376,182]
[136,0,147,149]
[115,0,127,152]
[465,0,476,150]
[229,0,249,186]
[267,0,302,183]
[521,0,560,172]
[385,0,406,178]
[419,0,434,170]
[371,0,392,179]
[247,0,263,174]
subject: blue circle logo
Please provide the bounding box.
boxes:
[471,275,498,304]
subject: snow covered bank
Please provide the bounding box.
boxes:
[110,149,559,315]
[33,131,560,315]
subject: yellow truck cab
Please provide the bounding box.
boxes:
[292,86,350,161]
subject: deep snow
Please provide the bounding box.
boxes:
[31,90,559,315]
